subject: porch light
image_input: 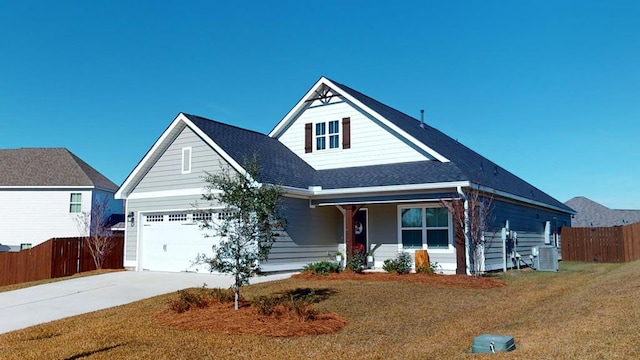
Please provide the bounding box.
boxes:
[127,212,135,227]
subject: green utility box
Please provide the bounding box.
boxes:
[471,334,516,353]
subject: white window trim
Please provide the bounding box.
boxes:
[397,203,454,254]
[181,147,192,174]
[69,193,82,213]
[315,120,341,151]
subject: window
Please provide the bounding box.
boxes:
[69,193,82,213]
[328,120,339,149]
[168,213,188,222]
[315,123,326,150]
[306,118,349,153]
[182,147,192,174]
[399,206,451,249]
[146,215,164,222]
[315,120,340,150]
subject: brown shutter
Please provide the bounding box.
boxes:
[304,123,312,153]
[342,117,351,149]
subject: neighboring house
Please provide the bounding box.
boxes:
[0,148,123,248]
[115,77,573,275]
[565,196,640,227]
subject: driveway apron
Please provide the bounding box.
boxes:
[0,271,293,334]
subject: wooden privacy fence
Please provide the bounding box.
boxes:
[561,222,640,263]
[0,235,123,287]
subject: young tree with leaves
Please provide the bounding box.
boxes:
[195,155,285,310]
[74,197,116,270]
[441,187,493,276]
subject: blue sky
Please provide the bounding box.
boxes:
[1,1,638,209]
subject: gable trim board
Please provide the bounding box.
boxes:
[117,77,573,275]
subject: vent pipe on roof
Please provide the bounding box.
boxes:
[420,109,425,128]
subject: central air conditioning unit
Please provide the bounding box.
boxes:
[531,245,558,272]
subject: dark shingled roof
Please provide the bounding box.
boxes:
[330,79,573,212]
[315,161,465,189]
[565,196,640,227]
[182,78,573,214]
[0,148,118,190]
[185,115,316,188]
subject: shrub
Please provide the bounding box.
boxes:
[396,252,413,274]
[209,288,237,303]
[252,290,318,321]
[168,289,210,313]
[416,261,442,275]
[382,258,398,273]
[383,252,413,275]
[303,261,342,275]
[347,248,366,273]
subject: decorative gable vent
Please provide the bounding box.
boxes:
[531,245,558,271]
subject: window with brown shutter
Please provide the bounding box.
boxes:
[304,123,312,153]
[342,117,351,149]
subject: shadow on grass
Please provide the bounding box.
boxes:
[275,288,337,304]
[64,343,128,360]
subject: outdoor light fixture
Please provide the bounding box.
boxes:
[127,212,135,226]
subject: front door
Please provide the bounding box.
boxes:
[354,209,368,253]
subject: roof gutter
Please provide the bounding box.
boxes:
[472,184,575,214]
[312,181,471,197]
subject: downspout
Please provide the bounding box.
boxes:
[457,186,471,275]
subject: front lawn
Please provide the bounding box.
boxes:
[0,261,638,359]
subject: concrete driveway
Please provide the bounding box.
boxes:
[0,271,294,334]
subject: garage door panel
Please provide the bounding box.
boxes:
[142,213,221,273]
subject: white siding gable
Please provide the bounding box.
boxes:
[0,189,93,246]
[277,100,430,170]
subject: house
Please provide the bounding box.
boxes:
[565,196,640,227]
[0,148,123,248]
[115,77,574,275]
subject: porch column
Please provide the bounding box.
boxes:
[344,205,355,260]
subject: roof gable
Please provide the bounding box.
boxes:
[0,148,118,190]
[116,113,316,198]
[269,77,449,163]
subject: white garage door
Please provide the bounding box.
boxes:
[141,212,221,273]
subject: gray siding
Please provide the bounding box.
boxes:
[365,203,457,273]
[133,127,227,193]
[264,197,342,269]
[483,199,571,271]
[366,204,399,261]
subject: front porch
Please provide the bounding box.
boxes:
[321,201,466,275]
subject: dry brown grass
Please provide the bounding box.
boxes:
[1,261,639,359]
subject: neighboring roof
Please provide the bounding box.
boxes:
[0,148,118,190]
[111,222,126,231]
[565,196,640,227]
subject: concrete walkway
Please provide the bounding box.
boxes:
[0,271,294,334]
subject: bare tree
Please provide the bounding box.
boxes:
[441,187,493,276]
[74,197,116,270]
